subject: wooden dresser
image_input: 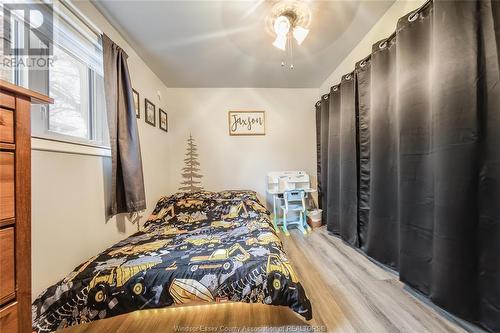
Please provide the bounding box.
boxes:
[0,80,52,333]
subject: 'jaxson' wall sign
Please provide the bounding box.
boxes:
[228,111,266,136]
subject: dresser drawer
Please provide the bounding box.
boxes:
[0,228,15,305]
[0,109,14,144]
[0,302,18,333]
[0,152,15,221]
[0,92,15,110]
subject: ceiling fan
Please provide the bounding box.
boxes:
[272,11,309,50]
[268,1,311,69]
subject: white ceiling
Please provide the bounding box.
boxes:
[93,0,394,88]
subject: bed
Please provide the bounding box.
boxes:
[32,190,312,332]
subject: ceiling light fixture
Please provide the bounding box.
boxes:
[292,25,309,45]
[272,16,290,50]
[268,1,311,70]
[272,34,288,51]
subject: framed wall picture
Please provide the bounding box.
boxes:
[133,89,140,118]
[145,98,156,126]
[159,109,168,132]
[228,111,265,136]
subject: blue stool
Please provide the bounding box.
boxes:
[280,190,310,236]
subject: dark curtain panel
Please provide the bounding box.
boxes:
[319,94,330,220]
[326,85,341,234]
[355,57,371,249]
[324,74,358,244]
[477,2,500,331]
[429,1,484,323]
[315,101,322,210]
[316,1,500,331]
[397,6,434,294]
[364,36,400,269]
[338,73,358,246]
[102,34,146,216]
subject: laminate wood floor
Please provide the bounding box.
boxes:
[60,227,471,333]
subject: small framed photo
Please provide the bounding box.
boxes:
[145,98,156,126]
[132,89,140,118]
[159,109,168,132]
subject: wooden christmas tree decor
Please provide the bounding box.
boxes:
[178,134,204,192]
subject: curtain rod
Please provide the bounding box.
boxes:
[385,0,432,42]
[58,0,103,37]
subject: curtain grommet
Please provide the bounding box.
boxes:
[323,95,329,100]
[379,41,387,49]
[332,86,338,92]
[360,61,366,68]
[408,12,418,22]
[345,74,352,80]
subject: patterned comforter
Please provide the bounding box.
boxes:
[32,190,312,332]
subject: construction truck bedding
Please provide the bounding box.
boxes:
[32,190,312,332]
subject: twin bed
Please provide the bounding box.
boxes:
[32,190,312,332]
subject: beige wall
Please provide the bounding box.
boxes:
[164,88,318,206]
[319,0,426,94]
[31,1,171,299]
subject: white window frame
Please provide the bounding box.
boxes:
[7,0,110,150]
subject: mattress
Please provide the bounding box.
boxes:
[32,190,312,332]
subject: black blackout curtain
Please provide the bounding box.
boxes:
[315,1,500,332]
[103,34,146,217]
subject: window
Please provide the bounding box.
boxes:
[4,0,109,147]
[49,46,90,139]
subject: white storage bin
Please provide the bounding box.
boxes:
[307,209,322,228]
